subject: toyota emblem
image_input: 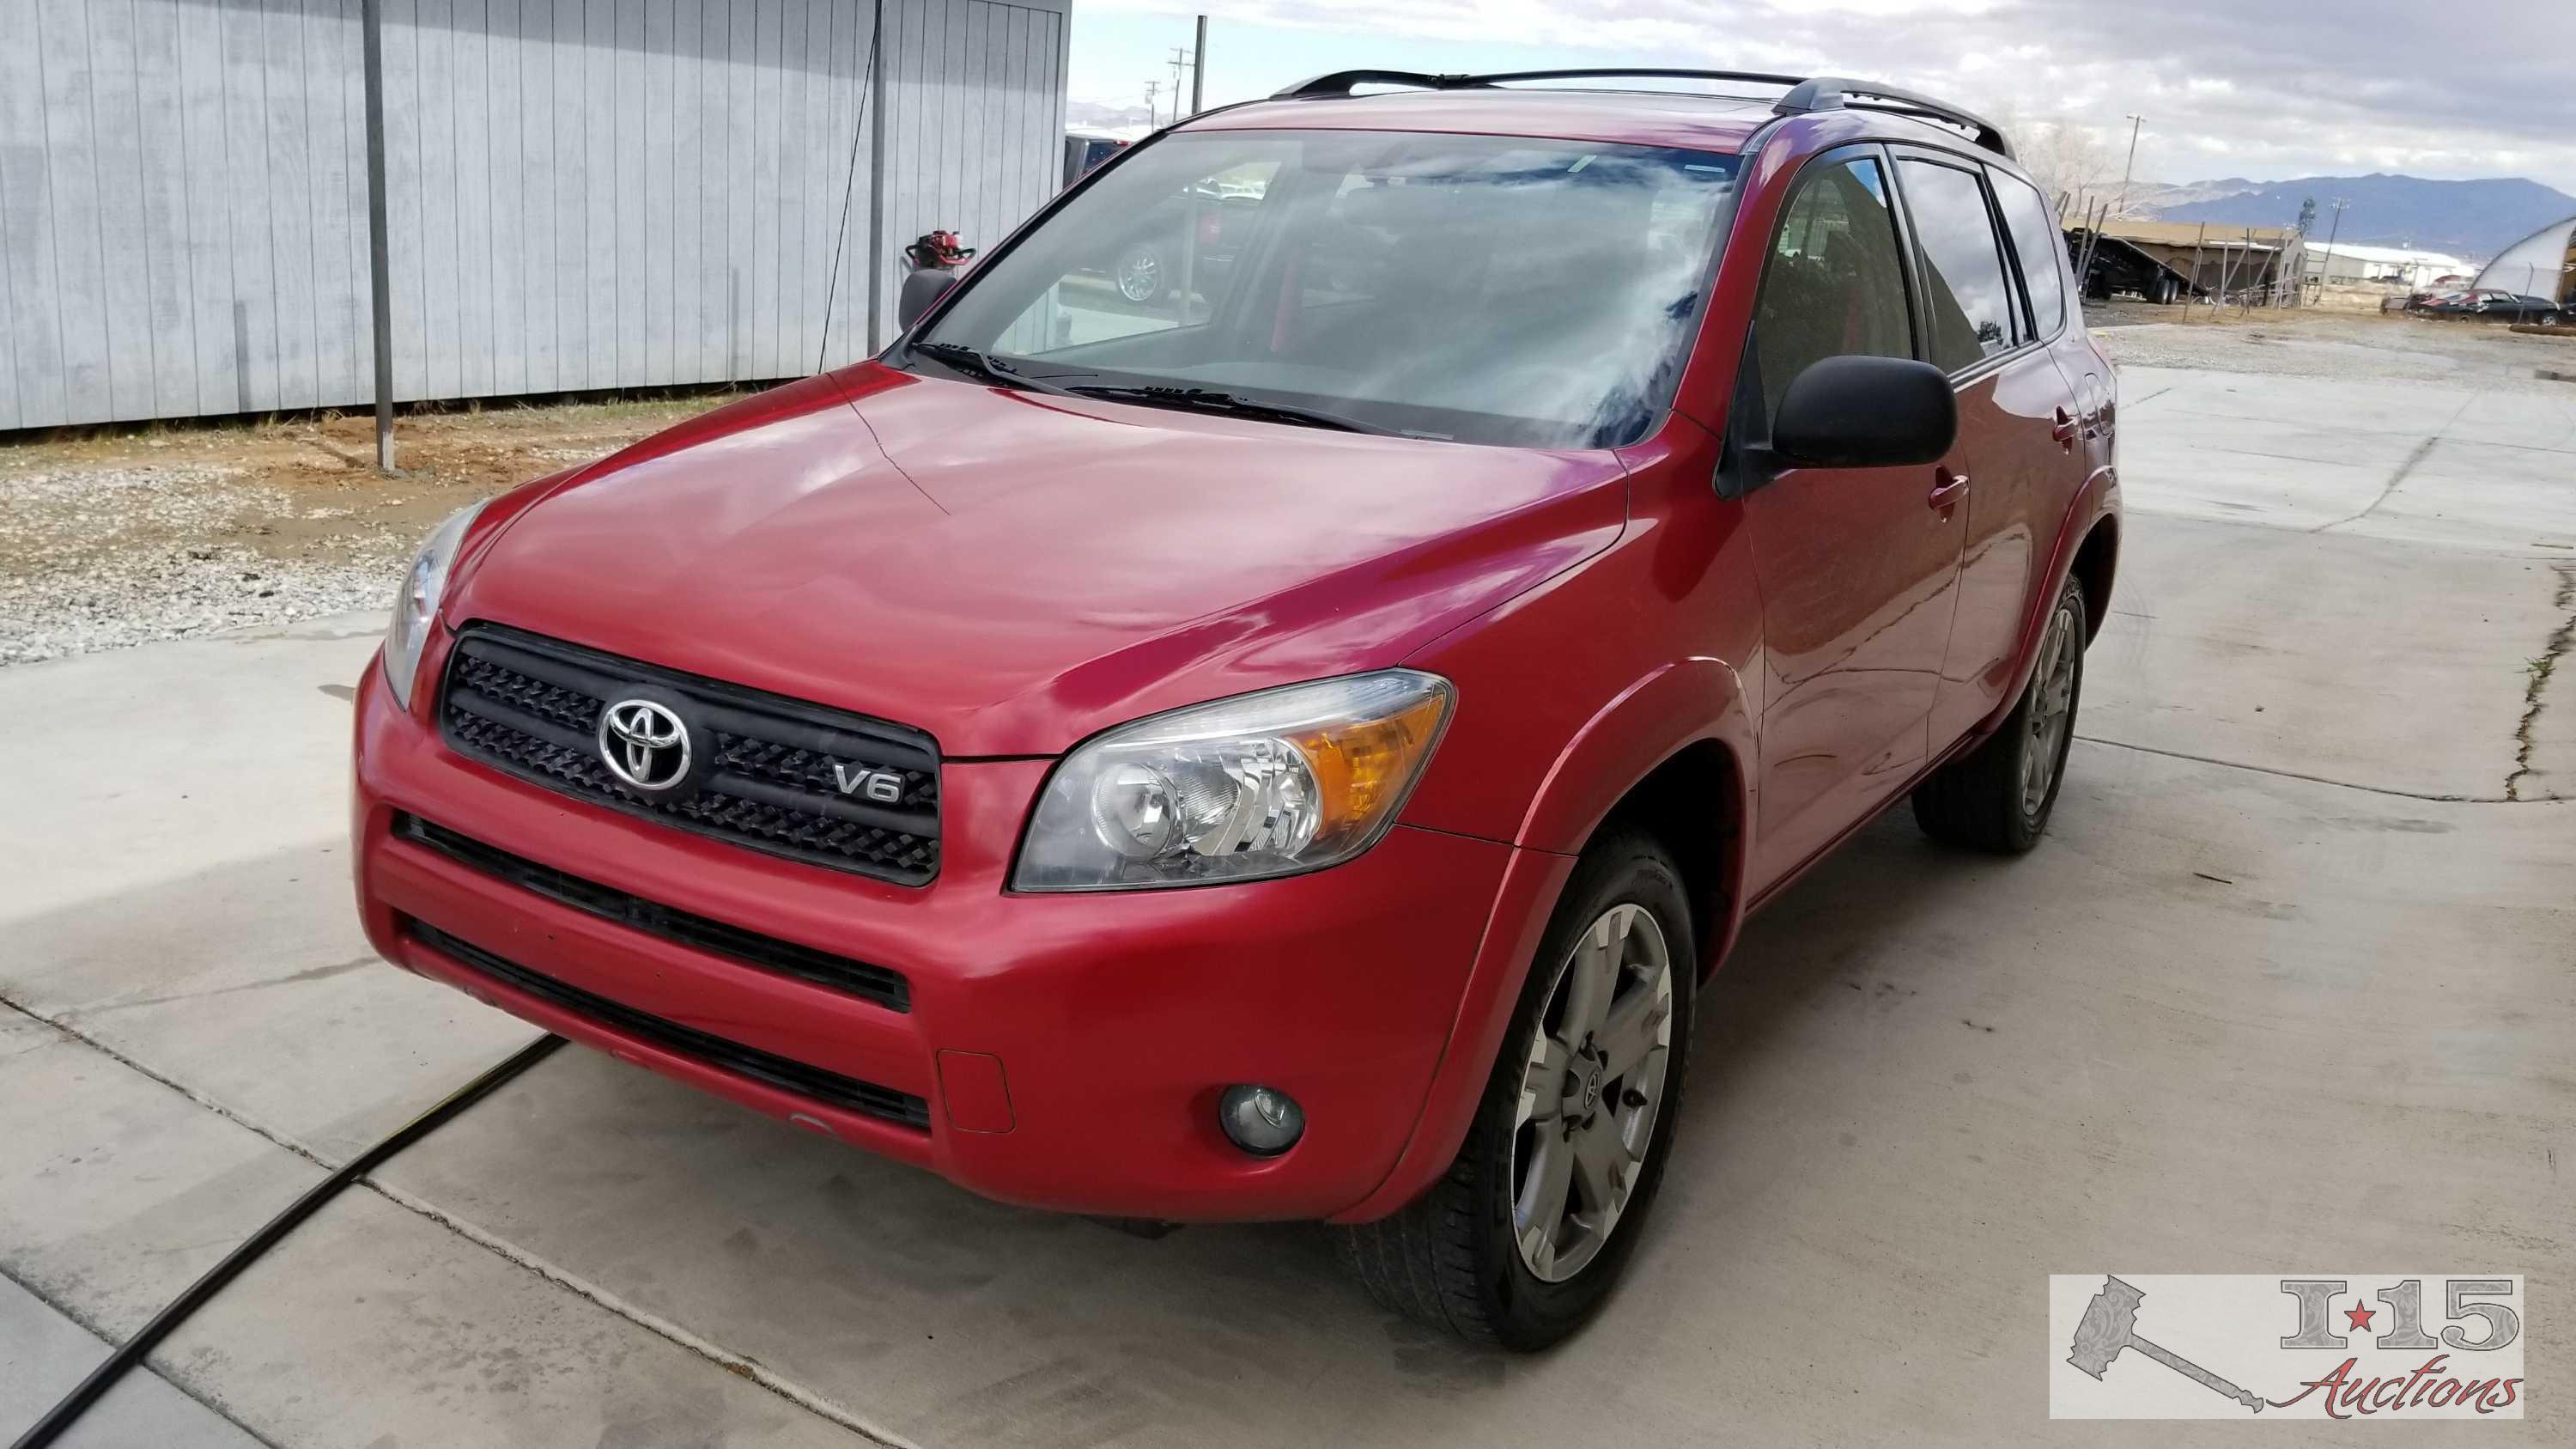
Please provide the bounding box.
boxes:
[598,698,692,792]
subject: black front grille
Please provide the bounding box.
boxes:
[406,919,932,1131]
[440,624,940,884]
[394,813,908,1013]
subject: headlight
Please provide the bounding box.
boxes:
[1013,671,1454,892]
[383,503,483,710]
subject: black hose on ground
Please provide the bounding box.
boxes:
[9,1034,565,1449]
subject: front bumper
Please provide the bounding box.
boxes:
[352,642,1518,1221]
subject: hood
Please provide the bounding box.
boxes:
[446,363,1627,757]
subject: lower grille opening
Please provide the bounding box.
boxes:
[404,918,931,1132]
[392,813,908,1014]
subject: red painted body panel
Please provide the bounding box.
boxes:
[352,91,2117,1224]
[447,365,1626,758]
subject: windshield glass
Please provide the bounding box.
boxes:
[907,130,1741,447]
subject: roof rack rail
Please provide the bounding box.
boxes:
[1270,67,1807,101]
[1771,76,2011,157]
[1267,67,2012,160]
[1270,70,1486,100]
[1461,67,1809,91]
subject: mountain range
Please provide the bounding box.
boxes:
[2139,174,2573,261]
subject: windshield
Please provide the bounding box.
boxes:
[906,130,1741,447]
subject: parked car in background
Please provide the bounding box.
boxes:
[2421,289,2561,322]
[1099,180,1262,305]
[2474,293,2564,323]
[1063,128,1128,188]
[355,67,2120,1351]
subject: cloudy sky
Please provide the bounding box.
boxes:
[1070,0,2576,195]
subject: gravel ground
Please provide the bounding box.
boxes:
[2089,305,2576,395]
[0,460,418,666]
[0,396,738,667]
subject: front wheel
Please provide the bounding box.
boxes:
[1338,830,1693,1349]
[1911,575,2087,853]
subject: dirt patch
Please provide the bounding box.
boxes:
[1,391,750,665]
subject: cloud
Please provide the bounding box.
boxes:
[1084,0,2576,192]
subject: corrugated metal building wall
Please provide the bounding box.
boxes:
[0,0,1067,429]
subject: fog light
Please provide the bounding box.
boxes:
[1218,1085,1305,1157]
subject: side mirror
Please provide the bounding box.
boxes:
[1770,356,1958,470]
[898,269,957,329]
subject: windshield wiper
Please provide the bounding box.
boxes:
[1064,384,1385,435]
[908,342,1078,397]
[912,353,1384,435]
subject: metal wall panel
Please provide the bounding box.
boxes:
[0,0,1066,428]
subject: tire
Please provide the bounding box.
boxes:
[1114,241,1166,304]
[1337,829,1694,1349]
[1911,575,2087,854]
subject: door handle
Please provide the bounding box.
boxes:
[2052,407,2080,448]
[1929,468,1969,511]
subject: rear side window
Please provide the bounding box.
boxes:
[1752,156,1914,422]
[1992,170,2068,338]
[1899,159,2016,371]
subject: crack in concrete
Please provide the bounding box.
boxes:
[0,997,913,1449]
[361,1178,922,1449]
[66,955,380,1019]
[2312,435,2439,533]
[2506,563,2576,801]
[2310,391,2478,535]
[0,1258,285,1449]
[2071,735,2520,803]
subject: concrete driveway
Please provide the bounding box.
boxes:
[5,341,2572,1446]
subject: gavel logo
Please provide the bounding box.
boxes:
[2068,1275,2265,1412]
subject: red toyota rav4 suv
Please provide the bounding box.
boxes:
[353,70,2117,1348]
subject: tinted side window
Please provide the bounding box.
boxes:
[1992,170,2068,338]
[1899,158,2015,370]
[1753,156,1913,422]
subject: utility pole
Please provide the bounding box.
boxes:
[1167,47,1191,124]
[2114,113,2143,221]
[2320,198,2349,286]
[1190,15,1207,115]
[2187,222,2207,318]
[1143,78,1162,125]
[361,0,395,472]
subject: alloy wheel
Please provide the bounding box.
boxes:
[2021,600,2081,816]
[1116,248,1161,303]
[1509,902,1675,1283]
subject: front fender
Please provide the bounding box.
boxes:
[1514,656,1756,857]
[1334,660,1756,1224]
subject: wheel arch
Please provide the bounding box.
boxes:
[1334,661,1756,1224]
[1588,740,1745,980]
[2069,513,2118,643]
[1975,472,2119,737]
[1510,656,1757,975]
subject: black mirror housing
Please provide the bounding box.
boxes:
[1769,355,1958,470]
[898,269,957,330]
